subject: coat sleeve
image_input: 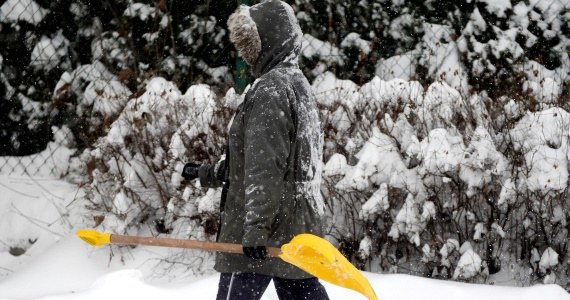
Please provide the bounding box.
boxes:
[242,82,294,247]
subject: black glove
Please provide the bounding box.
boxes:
[243,246,267,260]
[181,162,201,180]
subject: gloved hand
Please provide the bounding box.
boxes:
[243,246,267,260]
[181,162,201,180]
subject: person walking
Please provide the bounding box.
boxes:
[182,0,329,299]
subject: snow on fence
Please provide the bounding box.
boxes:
[1,0,570,290]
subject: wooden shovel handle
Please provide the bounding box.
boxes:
[110,234,282,257]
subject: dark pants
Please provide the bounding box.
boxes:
[216,272,330,300]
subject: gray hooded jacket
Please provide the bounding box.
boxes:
[198,0,325,279]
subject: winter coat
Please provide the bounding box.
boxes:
[198,0,325,279]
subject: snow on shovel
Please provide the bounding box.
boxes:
[76,229,378,300]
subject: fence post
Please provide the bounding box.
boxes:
[235,0,252,94]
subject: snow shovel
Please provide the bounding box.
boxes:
[76,229,378,300]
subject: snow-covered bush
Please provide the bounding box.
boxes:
[453,245,487,283]
[81,77,230,249]
[316,71,569,287]
[295,0,570,101]
[52,62,130,149]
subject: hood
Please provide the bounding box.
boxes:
[228,0,303,77]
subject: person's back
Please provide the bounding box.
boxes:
[263,65,325,233]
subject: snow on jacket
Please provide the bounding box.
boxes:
[198,0,325,279]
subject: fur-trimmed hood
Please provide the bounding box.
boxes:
[228,0,302,77]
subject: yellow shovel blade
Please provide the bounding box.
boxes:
[279,234,378,300]
[76,229,111,247]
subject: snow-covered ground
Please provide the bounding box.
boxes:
[0,175,568,300]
